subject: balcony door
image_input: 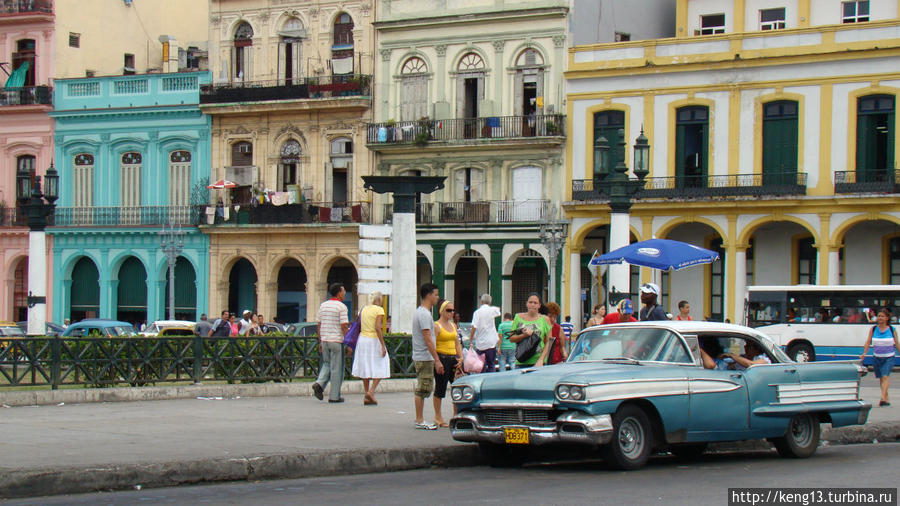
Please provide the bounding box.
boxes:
[233,22,253,82]
[856,95,895,183]
[593,110,625,178]
[675,106,709,189]
[514,48,545,136]
[400,57,428,121]
[510,166,543,221]
[762,100,799,186]
[456,53,484,139]
[279,18,304,85]
[12,39,36,86]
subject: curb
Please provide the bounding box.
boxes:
[0,445,480,500]
[0,379,417,407]
[1,422,898,499]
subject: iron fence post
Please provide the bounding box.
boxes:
[50,336,61,390]
[192,335,203,384]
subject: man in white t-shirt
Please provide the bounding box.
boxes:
[470,294,501,373]
[239,310,252,336]
[313,283,350,403]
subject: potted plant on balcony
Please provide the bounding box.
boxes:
[385,118,396,142]
[414,116,433,147]
[544,119,560,135]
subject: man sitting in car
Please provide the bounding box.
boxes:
[724,340,771,370]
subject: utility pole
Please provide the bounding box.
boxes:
[159,222,185,320]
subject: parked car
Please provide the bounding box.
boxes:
[261,322,286,334]
[16,321,67,336]
[0,320,24,347]
[449,321,871,469]
[62,319,137,337]
[139,320,195,337]
[286,322,318,337]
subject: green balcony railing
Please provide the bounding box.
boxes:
[0,335,415,389]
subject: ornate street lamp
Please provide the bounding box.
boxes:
[159,222,186,320]
[539,206,568,305]
[16,161,59,335]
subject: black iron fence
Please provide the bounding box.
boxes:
[366,114,565,145]
[0,86,52,106]
[834,170,900,194]
[0,0,52,14]
[571,172,807,200]
[382,200,550,225]
[0,335,415,389]
[52,206,203,227]
[204,201,370,225]
[200,75,371,104]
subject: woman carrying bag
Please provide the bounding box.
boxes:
[351,292,391,406]
[432,299,464,428]
[509,292,553,369]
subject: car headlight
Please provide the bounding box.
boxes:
[451,385,475,402]
[569,385,585,401]
[451,387,463,401]
[557,385,570,400]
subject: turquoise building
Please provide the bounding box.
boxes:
[49,72,211,325]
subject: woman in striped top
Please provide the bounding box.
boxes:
[860,308,900,407]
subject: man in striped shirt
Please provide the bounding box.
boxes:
[313,283,350,403]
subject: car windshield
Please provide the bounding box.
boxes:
[0,326,25,336]
[568,326,693,364]
[108,326,137,336]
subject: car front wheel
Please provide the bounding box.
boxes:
[603,405,653,470]
[773,413,820,458]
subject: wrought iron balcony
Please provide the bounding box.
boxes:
[571,172,807,201]
[382,200,550,225]
[0,86,52,106]
[0,0,52,14]
[0,208,25,227]
[199,75,371,105]
[365,114,565,146]
[204,201,370,226]
[834,170,900,194]
[51,206,203,227]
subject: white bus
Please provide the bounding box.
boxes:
[746,285,900,365]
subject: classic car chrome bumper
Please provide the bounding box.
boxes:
[450,410,614,446]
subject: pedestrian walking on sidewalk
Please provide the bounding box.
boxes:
[352,291,390,405]
[432,298,463,427]
[470,294,501,372]
[497,313,515,372]
[313,283,350,403]
[210,311,232,337]
[860,307,900,407]
[194,314,212,337]
[545,302,568,365]
[412,283,442,430]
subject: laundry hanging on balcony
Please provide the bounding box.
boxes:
[331,56,354,75]
[3,62,28,88]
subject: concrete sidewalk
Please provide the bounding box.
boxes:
[1,378,898,499]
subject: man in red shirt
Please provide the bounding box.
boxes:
[601,299,638,324]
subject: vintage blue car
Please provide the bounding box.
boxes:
[449,321,871,469]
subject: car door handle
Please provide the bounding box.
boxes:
[785,368,797,373]
[730,373,742,379]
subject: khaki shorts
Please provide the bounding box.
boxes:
[414,360,435,398]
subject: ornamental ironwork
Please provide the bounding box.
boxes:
[121,152,142,164]
[458,52,485,71]
[401,57,427,74]
[74,153,94,166]
[169,150,191,163]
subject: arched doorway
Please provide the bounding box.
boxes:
[662,222,726,321]
[12,257,27,322]
[417,252,432,289]
[454,249,488,322]
[117,257,148,326]
[228,258,257,314]
[511,249,548,312]
[835,218,900,284]
[277,259,307,324]
[70,257,99,321]
[163,257,197,321]
[326,258,358,314]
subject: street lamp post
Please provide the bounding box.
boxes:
[17,161,59,336]
[593,128,650,305]
[539,206,568,304]
[159,222,185,320]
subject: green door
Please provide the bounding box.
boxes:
[70,257,100,321]
[228,258,257,314]
[675,106,709,188]
[762,101,799,186]
[857,95,895,183]
[163,257,197,321]
[593,111,625,179]
[117,257,148,325]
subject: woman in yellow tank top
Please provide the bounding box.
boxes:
[432,299,463,427]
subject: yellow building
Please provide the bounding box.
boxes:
[565,0,900,327]
[200,0,375,322]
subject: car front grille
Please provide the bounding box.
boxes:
[481,408,554,426]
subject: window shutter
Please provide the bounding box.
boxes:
[454,169,466,201]
[470,168,484,201]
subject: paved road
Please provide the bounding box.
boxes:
[9,443,898,506]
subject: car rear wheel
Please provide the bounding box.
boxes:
[773,413,820,458]
[787,342,815,362]
[670,442,708,461]
[603,405,653,470]
[478,442,529,468]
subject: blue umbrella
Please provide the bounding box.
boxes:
[589,238,720,271]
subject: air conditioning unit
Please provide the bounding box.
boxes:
[238,144,252,153]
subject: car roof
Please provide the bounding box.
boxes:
[0,320,18,327]
[69,319,134,327]
[150,320,195,327]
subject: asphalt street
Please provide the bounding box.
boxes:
[8,443,898,506]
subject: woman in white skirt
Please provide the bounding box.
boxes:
[352,291,391,405]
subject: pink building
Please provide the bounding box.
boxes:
[1,0,54,322]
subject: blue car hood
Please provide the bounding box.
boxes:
[476,362,654,404]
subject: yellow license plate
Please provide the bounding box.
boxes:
[504,427,530,445]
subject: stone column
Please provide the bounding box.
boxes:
[26,231,46,335]
[392,212,416,333]
[731,245,748,325]
[608,212,630,297]
[568,248,582,331]
[828,247,841,285]
[435,45,447,103]
[489,243,503,308]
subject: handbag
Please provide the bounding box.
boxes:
[463,346,485,373]
[343,306,364,351]
[514,323,542,363]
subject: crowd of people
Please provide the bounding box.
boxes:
[195,310,269,337]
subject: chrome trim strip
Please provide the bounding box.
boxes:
[689,378,743,394]
[477,402,556,409]
[773,380,861,404]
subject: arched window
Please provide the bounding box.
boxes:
[332,13,355,75]
[280,140,301,192]
[330,137,352,202]
[73,153,94,207]
[280,18,304,83]
[457,53,485,136]
[233,22,253,81]
[169,151,192,206]
[457,53,485,71]
[12,39,36,86]
[856,94,895,183]
[120,152,142,209]
[515,49,545,117]
[400,57,428,121]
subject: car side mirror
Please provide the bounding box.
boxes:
[683,334,702,366]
